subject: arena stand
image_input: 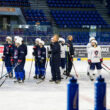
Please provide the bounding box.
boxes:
[47,0,95,8]
[0,0,109,45]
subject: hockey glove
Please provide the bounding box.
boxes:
[33,46,36,50]
[9,45,12,48]
[88,60,91,65]
[2,56,5,61]
[70,57,73,62]
[100,58,103,63]
[11,58,14,65]
[18,60,22,65]
[70,55,74,62]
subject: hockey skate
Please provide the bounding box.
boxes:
[33,75,38,79]
[14,79,19,83]
[55,80,61,84]
[18,80,24,83]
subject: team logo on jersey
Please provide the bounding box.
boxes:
[14,50,18,59]
[6,47,9,52]
[94,50,98,56]
[38,50,41,56]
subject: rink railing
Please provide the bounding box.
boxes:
[0,45,110,61]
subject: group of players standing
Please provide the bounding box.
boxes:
[1,34,74,84]
[2,36,27,83]
[1,34,103,84]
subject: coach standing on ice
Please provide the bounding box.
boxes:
[65,35,74,77]
[50,34,61,84]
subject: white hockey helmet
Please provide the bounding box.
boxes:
[14,36,20,39]
[19,37,23,42]
[35,38,41,42]
[61,38,65,43]
[91,40,97,45]
[89,37,95,42]
[6,36,12,41]
[39,40,45,45]
[59,38,65,43]
[15,39,22,45]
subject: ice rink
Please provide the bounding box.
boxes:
[0,60,110,110]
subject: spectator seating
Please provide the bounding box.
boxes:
[47,0,95,8]
[23,9,51,25]
[106,0,110,15]
[51,10,108,28]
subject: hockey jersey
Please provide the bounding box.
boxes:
[13,45,25,61]
[60,44,66,58]
[3,43,14,58]
[37,46,46,62]
[88,46,102,63]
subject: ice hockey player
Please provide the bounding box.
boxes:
[49,34,61,84]
[88,40,103,81]
[37,40,46,80]
[59,38,66,77]
[10,36,21,78]
[13,38,26,83]
[33,38,41,79]
[18,37,27,80]
[87,36,95,76]
[65,35,74,77]
[2,36,14,78]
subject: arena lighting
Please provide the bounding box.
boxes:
[19,25,29,29]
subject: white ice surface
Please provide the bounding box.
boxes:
[0,61,110,110]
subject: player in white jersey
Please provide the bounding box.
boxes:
[88,40,103,81]
[87,37,95,76]
[59,38,66,76]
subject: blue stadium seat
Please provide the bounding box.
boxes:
[23,9,51,25]
[47,0,95,8]
[50,10,108,28]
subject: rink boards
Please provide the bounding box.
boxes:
[0,45,110,61]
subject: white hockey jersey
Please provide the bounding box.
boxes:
[88,46,102,63]
[60,44,66,58]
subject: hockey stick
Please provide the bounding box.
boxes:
[66,60,78,79]
[0,63,19,87]
[0,77,7,87]
[1,62,4,77]
[28,57,34,80]
[0,63,18,80]
[102,67,110,74]
[72,62,78,78]
[102,63,110,71]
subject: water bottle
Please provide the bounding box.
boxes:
[94,75,106,110]
[67,77,79,110]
